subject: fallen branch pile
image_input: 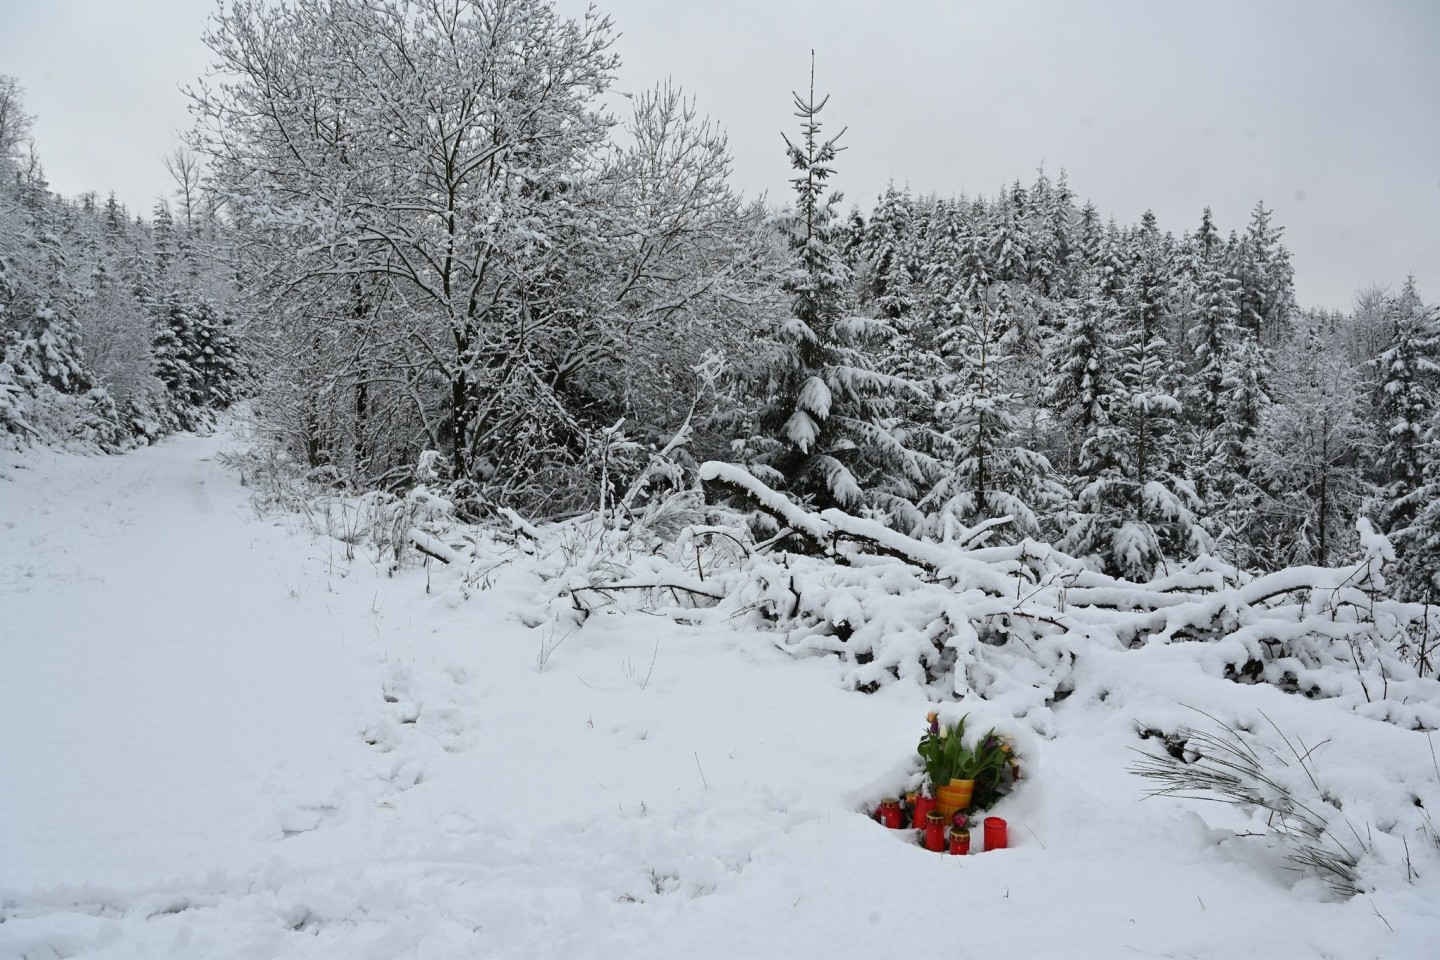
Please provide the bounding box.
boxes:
[684,464,1438,731]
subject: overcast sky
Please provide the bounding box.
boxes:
[1,0,1435,310]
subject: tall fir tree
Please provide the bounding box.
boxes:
[151,200,175,286]
[743,67,929,517]
[1054,228,1208,580]
[859,182,917,322]
[1371,279,1440,584]
[923,286,1061,543]
[1236,201,1295,345]
[1182,209,1246,496]
[1397,303,1440,602]
[1044,169,1078,300]
[1120,213,1185,503]
[18,163,91,394]
[987,188,1031,286]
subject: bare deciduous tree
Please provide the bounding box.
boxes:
[162,148,202,231]
[0,75,35,160]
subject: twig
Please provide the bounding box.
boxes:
[641,636,659,691]
[1293,735,1333,768]
[1261,710,1324,794]
[689,527,752,557]
[752,527,797,553]
[567,581,723,602]
[1024,823,1046,849]
[1368,897,1394,933]
[693,751,708,789]
[536,625,573,672]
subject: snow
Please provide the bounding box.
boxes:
[3,430,1440,958]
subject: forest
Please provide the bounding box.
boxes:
[1,0,1437,602]
[7,4,1440,952]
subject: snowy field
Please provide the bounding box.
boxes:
[3,430,1438,959]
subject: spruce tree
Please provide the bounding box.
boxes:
[925,289,1061,542]
[1047,228,1126,426]
[1044,169,1077,300]
[1181,209,1246,496]
[1120,214,1185,501]
[1236,201,1295,345]
[1075,201,1102,272]
[1054,230,1208,580]
[154,290,204,420]
[151,200,176,284]
[860,182,917,322]
[743,67,928,516]
[915,197,971,377]
[1372,281,1440,569]
[18,164,91,394]
[1398,306,1440,602]
[987,189,1031,285]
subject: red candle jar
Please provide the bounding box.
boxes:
[924,811,946,851]
[984,816,1008,851]
[911,794,936,829]
[948,828,971,855]
[878,797,902,829]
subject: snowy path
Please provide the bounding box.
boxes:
[2,433,1436,958]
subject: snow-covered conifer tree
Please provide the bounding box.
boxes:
[859,183,917,323]
[13,164,91,396]
[923,288,1062,543]
[1052,225,1208,579]
[742,67,929,518]
[1370,281,1440,578]
[1236,201,1295,346]
[1397,308,1440,601]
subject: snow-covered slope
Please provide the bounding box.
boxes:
[2,432,1437,959]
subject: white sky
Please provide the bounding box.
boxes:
[1,0,1436,310]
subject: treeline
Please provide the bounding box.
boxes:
[758,125,1438,598]
[4,0,1437,603]
[0,76,243,450]
[828,177,1435,585]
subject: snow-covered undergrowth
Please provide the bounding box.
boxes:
[236,445,1440,890]
[532,462,1440,731]
[5,432,1440,958]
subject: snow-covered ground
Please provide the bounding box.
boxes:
[3,430,1438,959]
